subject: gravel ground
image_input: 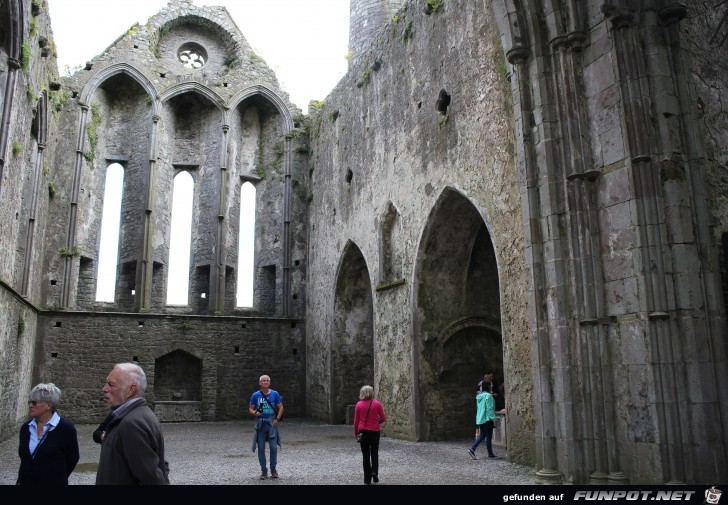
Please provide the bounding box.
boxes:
[0,419,537,485]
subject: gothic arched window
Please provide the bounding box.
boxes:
[166,171,194,305]
[95,163,124,302]
[236,182,256,307]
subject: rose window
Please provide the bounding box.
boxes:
[177,43,207,69]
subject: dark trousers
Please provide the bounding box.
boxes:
[359,430,380,483]
[471,420,495,456]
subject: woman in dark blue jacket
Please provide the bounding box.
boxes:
[17,383,79,485]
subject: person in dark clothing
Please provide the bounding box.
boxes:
[17,383,79,486]
[92,412,115,444]
[478,372,505,411]
[96,363,169,485]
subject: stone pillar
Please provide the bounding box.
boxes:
[22,93,48,297]
[210,123,230,314]
[507,43,563,485]
[609,7,686,484]
[137,114,161,312]
[62,104,90,308]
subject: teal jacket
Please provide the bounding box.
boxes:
[475,391,496,425]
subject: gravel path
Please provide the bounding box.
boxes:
[0,419,537,485]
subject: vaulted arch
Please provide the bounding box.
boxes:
[330,240,374,424]
[413,187,502,441]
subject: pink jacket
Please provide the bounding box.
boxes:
[354,399,386,434]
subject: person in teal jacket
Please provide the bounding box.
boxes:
[467,382,499,459]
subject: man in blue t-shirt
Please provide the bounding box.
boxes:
[248,374,284,480]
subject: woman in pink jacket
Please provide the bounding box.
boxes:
[353,385,386,485]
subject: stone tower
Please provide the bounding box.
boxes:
[348,0,403,62]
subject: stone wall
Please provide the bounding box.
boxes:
[0,0,60,442]
[306,0,534,463]
[1,0,726,485]
[36,312,305,423]
[42,0,309,318]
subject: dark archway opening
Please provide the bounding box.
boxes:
[331,241,374,424]
[415,188,503,441]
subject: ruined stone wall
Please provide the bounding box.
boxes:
[0,0,311,436]
[306,0,532,461]
[35,312,305,423]
[41,0,308,317]
[0,0,60,441]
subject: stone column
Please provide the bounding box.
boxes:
[609,7,685,484]
[507,44,563,485]
[137,114,161,312]
[22,93,48,297]
[282,134,293,317]
[210,123,230,314]
[61,105,90,308]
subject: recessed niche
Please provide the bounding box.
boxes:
[51,352,58,358]
[54,322,62,327]
[345,169,353,184]
[436,89,451,115]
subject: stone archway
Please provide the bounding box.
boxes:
[415,188,502,441]
[331,241,374,424]
[154,349,203,422]
[439,320,503,440]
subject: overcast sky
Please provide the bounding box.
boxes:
[47,0,351,109]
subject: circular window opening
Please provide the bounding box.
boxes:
[178,42,207,69]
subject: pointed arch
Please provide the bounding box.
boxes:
[330,240,375,424]
[79,63,160,115]
[412,186,503,440]
[160,82,227,118]
[229,85,294,133]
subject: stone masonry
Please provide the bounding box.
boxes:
[0,0,726,486]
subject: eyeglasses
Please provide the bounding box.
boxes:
[27,400,46,406]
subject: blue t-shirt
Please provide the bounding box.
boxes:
[249,389,282,420]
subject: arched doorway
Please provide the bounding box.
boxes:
[331,241,374,423]
[414,188,503,440]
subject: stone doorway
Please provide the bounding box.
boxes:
[415,188,503,441]
[331,241,374,424]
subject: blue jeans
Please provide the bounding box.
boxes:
[470,420,495,456]
[256,423,278,471]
